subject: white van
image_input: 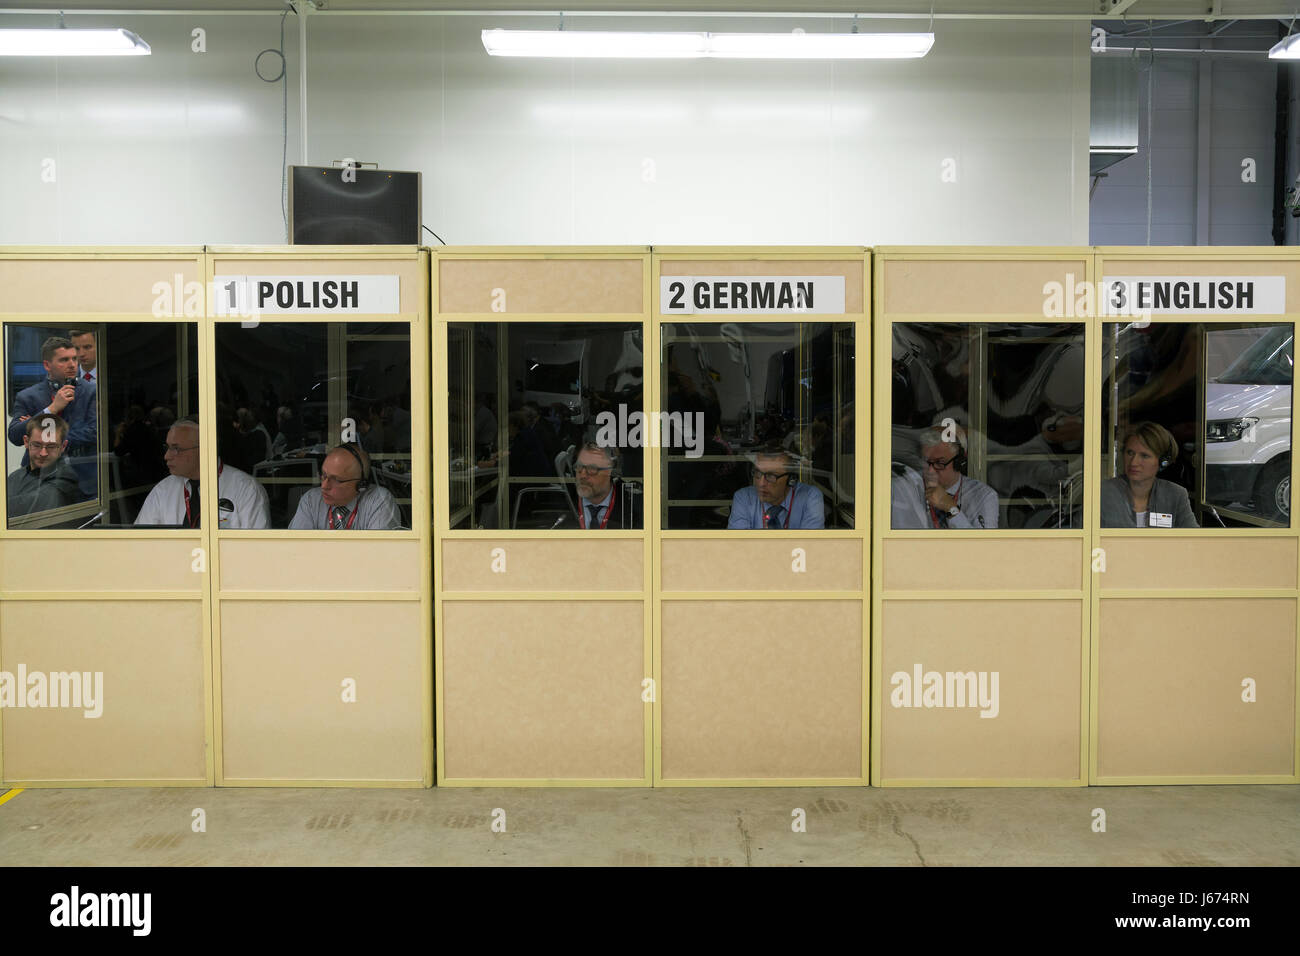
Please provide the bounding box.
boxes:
[1204,325,1293,521]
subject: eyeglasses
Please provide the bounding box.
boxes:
[753,469,790,484]
[164,444,199,455]
[923,455,958,470]
[321,473,361,486]
[574,463,612,476]
[28,441,61,452]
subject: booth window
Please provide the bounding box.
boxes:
[447,322,644,530]
[661,322,855,530]
[214,322,413,530]
[1101,321,1294,529]
[890,322,1085,530]
[4,322,200,530]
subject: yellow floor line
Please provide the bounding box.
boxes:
[0,788,25,807]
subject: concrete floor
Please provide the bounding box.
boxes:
[1,784,1297,866]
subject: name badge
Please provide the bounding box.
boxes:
[1148,512,1173,528]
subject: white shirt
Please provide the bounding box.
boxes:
[135,465,270,529]
[1135,511,1148,528]
[288,485,403,530]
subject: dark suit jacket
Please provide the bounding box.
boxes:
[553,479,644,530]
[7,379,98,451]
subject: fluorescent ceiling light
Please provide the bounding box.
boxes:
[1268,34,1300,60]
[0,28,151,57]
[482,29,933,60]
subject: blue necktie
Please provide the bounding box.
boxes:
[765,504,784,528]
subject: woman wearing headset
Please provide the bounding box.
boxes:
[1100,421,1198,528]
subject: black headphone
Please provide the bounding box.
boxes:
[338,442,370,491]
[949,427,969,473]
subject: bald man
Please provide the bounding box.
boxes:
[289,443,402,530]
[135,417,270,528]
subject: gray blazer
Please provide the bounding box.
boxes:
[1100,476,1198,528]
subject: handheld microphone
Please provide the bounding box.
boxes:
[77,510,105,530]
[63,376,78,389]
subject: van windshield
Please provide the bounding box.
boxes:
[1216,326,1294,386]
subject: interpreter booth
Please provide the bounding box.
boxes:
[1090,248,1299,785]
[434,248,653,785]
[0,247,212,786]
[653,248,867,786]
[872,248,1092,786]
[205,246,431,787]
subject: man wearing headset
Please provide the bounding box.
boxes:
[892,423,999,529]
[289,442,402,530]
[727,446,824,529]
[551,441,642,529]
[135,416,270,528]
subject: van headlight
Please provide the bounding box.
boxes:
[1206,417,1259,442]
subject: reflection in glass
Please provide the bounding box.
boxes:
[890,323,1085,529]
[1102,321,1293,528]
[215,323,412,529]
[5,322,199,529]
[661,322,854,530]
[447,322,644,529]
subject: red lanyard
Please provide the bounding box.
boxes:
[765,487,794,528]
[326,503,360,530]
[182,461,223,528]
[928,476,962,529]
[579,484,617,529]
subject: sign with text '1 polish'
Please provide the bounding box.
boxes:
[214,275,401,315]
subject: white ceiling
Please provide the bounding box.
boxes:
[0,0,1294,21]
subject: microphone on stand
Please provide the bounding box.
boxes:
[77,510,105,530]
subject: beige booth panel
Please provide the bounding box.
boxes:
[437,258,645,314]
[658,259,865,314]
[440,601,645,780]
[879,257,1089,316]
[882,538,1083,592]
[0,539,203,594]
[220,601,425,782]
[1097,598,1297,778]
[1098,537,1298,591]
[660,600,863,780]
[219,539,424,593]
[880,600,1083,781]
[0,258,201,313]
[1,601,206,783]
[212,256,426,314]
[1099,258,1300,314]
[441,539,643,592]
[661,539,862,592]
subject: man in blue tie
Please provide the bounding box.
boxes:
[727,446,824,529]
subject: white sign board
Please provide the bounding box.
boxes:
[660,275,846,315]
[214,275,401,315]
[1102,276,1285,315]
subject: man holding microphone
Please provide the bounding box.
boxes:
[7,336,98,498]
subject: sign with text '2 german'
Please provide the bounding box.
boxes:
[1102,275,1285,315]
[214,275,401,315]
[660,276,846,315]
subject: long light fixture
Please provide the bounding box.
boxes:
[1268,33,1300,60]
[481,29,934,60]
[0,28,151,57]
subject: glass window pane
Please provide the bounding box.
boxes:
[1101,321,1293,528]
[5,322,200,529]
[890,322,1085,530]
[214,322,412,530]
[661,322,855,530]
[448,322,644,530]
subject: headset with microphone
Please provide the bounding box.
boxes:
[337,442,371,492]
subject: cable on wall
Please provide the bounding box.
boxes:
[255,2,295,241]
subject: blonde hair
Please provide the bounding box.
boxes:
[1122,421,1177,466]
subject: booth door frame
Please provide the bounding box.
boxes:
[1089,247,1300,786]
[0,248,213,787]
[432,247,654,787]
[652,247,870,787]
[204,247,433,788]
[871,247,1094,788]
